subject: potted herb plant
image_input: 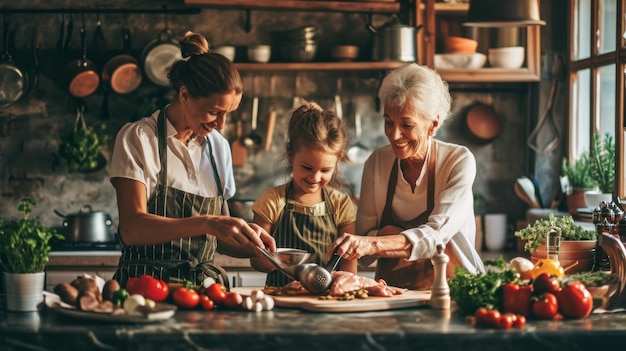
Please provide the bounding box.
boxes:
[514,213,597,273]
[561,151,596,216]
[0,198,64,311]
[587,132,615,204]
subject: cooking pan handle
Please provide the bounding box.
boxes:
[53,209,67,218]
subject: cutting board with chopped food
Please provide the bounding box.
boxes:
[232,287,431,312]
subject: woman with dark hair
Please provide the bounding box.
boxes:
[110,32,275,288]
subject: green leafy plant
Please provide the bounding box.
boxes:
[448,257,518,316]
[0,198,64,273]
[589,132,615,194]
[59,108,110,173]
[561,152,596,190]
[514,213,596,253]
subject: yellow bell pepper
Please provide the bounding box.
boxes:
[530,258,564,279]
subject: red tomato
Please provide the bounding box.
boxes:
[532,293,559,319]
[513,315,526,329]
[474,308,500,327]
[204,283,228,305]
[173,287,200,309]
[126,277,140,294]
[497,313,514,329]
[555,281,593,319]
[129,275,169,302]
[533,273,561,294]
[199,295,215,311]
[223,292,243,309]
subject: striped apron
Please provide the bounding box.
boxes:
[375,139,462,290]
[265,183,337,287]
[113,108,229,289]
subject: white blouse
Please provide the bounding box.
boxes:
[110,109,236,201]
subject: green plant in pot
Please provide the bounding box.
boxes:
[561,151,596,215]
[59,106,110,173]
[514,214,597,274]
[589,132,615,195]
[0,198,64,311]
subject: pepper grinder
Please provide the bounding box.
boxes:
[430,244,450,309]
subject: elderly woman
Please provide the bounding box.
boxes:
[329,63,485,290]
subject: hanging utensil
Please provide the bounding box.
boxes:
[527,54,562,154]
[334,78,343,119]
[0,14,28,107]
[242,77,263,148]
[231,120,247,166]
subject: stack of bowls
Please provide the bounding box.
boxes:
[275,26,317,62]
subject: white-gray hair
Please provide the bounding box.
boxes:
[377,63,452,133]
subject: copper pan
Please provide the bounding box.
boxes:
[65,21,99,98]
[463,102,501,144]
[102,26,142,94]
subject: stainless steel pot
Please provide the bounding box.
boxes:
[54,205,114,242]
[371,15,422,62]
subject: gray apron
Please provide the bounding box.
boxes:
[375,139,461,290]
[114,108,229,289]
[265,183,337,287]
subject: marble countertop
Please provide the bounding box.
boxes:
[1,304,625,350]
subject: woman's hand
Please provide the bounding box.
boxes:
[329,233,377,260]
[212,216,275,254]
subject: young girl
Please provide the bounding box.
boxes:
[250,101,358,287]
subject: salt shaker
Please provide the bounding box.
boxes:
[430,244,450,309]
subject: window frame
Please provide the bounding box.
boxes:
[568,0,625,198]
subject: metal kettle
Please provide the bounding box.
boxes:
[370,15,422,62]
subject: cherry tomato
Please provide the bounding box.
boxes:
[532,292,559,319]
[173,287,200,309]
[555,281,593,319]
[204,283,228,305]
[533,273,561,294]
[513,315,527,329]
[497,313,514,329]
[199,295,215,311]
[223,291,243,309]
[474,308,501,327]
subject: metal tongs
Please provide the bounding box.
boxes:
[257,247,341,294]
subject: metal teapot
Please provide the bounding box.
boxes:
[369,15,422,62]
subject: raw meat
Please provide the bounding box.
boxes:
[279,271,406,297]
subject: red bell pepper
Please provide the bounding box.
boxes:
[125,274,169,303]
[502,282,534,316]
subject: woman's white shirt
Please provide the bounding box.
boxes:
[110,109,235,201]
[356,138,485,274]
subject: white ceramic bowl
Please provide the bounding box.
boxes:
[584,191,612,209]
[488,46,525,69]
[247,45,272,63]
[213,45,236,61]
[434,53,486,69]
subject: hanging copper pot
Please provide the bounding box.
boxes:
[102,25,142,94]
[65,21,99,98]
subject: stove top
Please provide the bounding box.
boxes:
[50,239,122,252]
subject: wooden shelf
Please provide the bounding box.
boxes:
[234,61,407,71]
[438,68,541,83]
[184,0,401,13]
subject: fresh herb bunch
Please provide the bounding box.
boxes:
[589,132,615,194]
[59,121,109,173]
[514,213,596,253]
[448,257,518,316]
[565,271,614,287]
[0,198,64,273]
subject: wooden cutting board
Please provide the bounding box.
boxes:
[232,287,431,313]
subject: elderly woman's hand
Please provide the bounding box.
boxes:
[329,233,378,260]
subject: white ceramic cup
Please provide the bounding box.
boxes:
[213,45,236,61]
[247,45,271,63]
[484,213,508,252]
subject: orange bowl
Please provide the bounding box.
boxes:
[444,36,478,54]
